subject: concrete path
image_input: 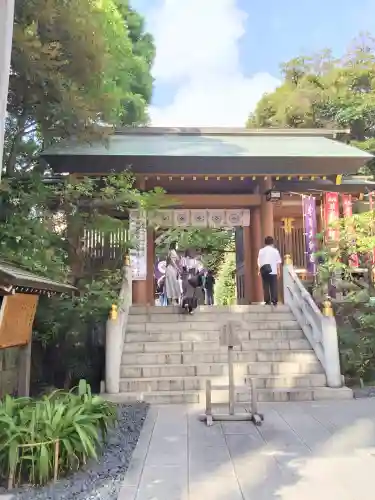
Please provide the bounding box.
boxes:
[119,399,375,500]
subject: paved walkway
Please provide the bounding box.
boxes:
[119,399,375,500]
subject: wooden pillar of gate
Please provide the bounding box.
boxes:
[243,225,252,304]
[250,207,263,303]
[132,277,148,305]
[260,178,274,241]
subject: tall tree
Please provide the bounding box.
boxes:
[114,0,155,125]
[247,34,375,174]
[3,0,155,176]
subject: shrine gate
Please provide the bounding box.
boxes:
[42,127,373,305]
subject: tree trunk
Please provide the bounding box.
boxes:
[5,113,28,176]
[66,214,85,285]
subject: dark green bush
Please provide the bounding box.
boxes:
[335,295,375,385]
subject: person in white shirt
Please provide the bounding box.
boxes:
[182,249,196,271]
[257,236,282,306]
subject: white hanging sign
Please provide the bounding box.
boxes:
[129,210,147,280]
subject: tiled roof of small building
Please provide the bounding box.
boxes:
[0,261,77,295]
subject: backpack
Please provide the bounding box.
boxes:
[188,274,200,288]
[260,264,272,277]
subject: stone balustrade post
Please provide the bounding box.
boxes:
[282,254,293,307]
[105,259,132,394]
[321,300,342,388]
[283,255,343,389]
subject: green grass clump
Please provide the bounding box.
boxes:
[0,379,116,487]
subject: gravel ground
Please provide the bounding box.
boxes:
[0,402,148,500]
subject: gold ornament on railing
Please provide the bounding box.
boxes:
[124,255,130,266]
[322,299,334,317]
[284,254,293,265]
[110,304,118,320]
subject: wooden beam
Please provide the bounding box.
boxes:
[18,342,32,397]
[163,194,261,208]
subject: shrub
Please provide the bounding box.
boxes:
[335,296,375,385]
[215,250,236,306]
[338,325,375,384]
[0,380,117,487]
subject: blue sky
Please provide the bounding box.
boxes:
[132,0,375,126]
[236,0,375,75]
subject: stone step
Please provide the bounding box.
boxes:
[129,305,291,315]
[120,361,323,378]
[125,329,304,343]
[121,349,317,365]
[106,386,353,404]
[126,320,300,333]
[119,373,327,392]
[122,338,312,353]
[128,312,295,324]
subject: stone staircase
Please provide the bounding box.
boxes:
[117,304,352,404]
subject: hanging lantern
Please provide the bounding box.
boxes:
[265,189,282,203]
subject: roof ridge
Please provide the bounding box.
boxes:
[113,127,350,137]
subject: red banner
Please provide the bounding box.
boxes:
[324,192,339,243]
[342,194,359,267]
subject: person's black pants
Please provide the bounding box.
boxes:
[205,289,214,305]
[261,273,278,305]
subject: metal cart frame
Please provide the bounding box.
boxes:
[199,320,264,427]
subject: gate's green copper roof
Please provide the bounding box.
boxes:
[43,131,372,159]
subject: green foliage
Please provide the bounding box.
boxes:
[335,284,375,384]
[316,210,375,286]
[0,174,68,279]
[0,173,165,280]
[114,0,155,125]
[316,210,375,383]
[0,380,116,486]
[1,0,156,392]
[215,246,236,305]
[338,317,375,385]
[4,0,155,175]
[247,35,375,174]
[31,270,120,390]
[0,173,166,389]
[156,228,234,273]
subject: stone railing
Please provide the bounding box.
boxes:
[283,255,342,388]
[105,258,132,394]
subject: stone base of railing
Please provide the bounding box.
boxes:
[105,264,132,394]
[283,257,343,389]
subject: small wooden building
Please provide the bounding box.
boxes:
[0,261,77,397]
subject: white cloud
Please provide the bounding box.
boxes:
[145,0,280,127]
